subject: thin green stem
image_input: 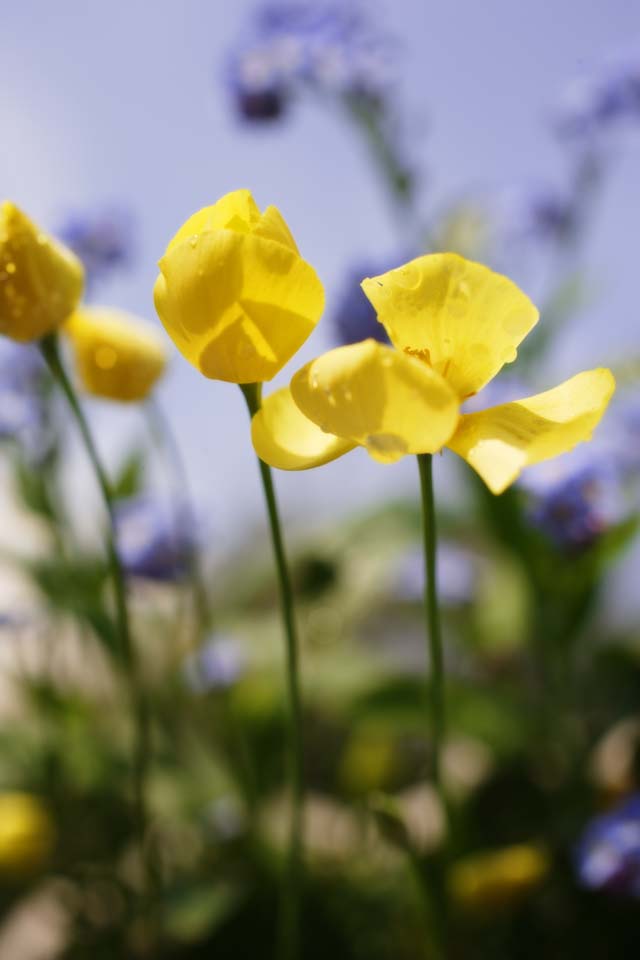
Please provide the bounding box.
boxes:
[241,383,303,960]
[416,454,445,790]
[40,334,155,908]
[416,453,451,945]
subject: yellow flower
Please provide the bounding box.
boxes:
[154,189,325,384]
[0,793,55,878]
[252,253,615,493]
[0,202,84,342]
[448,843,549,911]
[64,307,167,402]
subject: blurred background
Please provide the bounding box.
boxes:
[1,1,640,957]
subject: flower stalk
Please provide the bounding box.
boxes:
[40,333,155,909]
[241,382,303,960]
[416,452,451,939]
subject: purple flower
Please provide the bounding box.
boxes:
[390,542,477,607]
[555,48,640,145]
[0,341,46,450]
[227,1,396,122]
[331,256,413,346]
[57,206,134,295]
[526,462,622,552]
[576,794,640,897]
[184,636,245,693]
[519,395,640,552]
[114,496,194,582]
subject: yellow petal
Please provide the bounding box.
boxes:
[449,844,549,911]
[448,368,616,494]
[252,205,300,254]
[362,253,538,400]
[290,340,460,464]
[155,226,324,384]
[64,307,167,402]
[251,386,356,470]
[165,189,261,253]
[0,202,84,342]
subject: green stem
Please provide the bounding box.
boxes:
[416,455,445,791]
[241,383,303,960]
[40,334,155,906]
[416,453,451,943]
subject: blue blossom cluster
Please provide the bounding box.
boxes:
[331,255,411,346]
[184,635,245,693]
[555,48,640,145]
[115,496,195,582]
[228,1,396,121]
[390,542,477,608]
[0,341,46,453]
[434,181,577,272]
[525,461,621,553]
[576,794,640,897]
[520,398,640,553]
[58,206,134,295]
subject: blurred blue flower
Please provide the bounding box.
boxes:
[576,794,640,897]
[494,183,576,246]
[390,542,477,607]
[115,496,194,582]
[184,636,245,693]
[57,206,134,295]
[555,48,640,145]
[0,341,46,449]
[435,181,577,269]
[520,395,640,552]
[526,461,622,552]
[228,1,396,122]
[331,256,411,345]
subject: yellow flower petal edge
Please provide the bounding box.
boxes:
[0,792,55,877]
[64,307,167,403]
[0,202,84,342]
[252,386,356,470]
[362,253,539,401]
[290,339,460,464]
[449,844,549,910]
[448,368,616,494]
[154,190,321,383]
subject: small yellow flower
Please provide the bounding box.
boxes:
[252,253,615,493]
[0,202,84,342]
[0,792,55,878]
[64,307,167,402]
[154,189,325,384]
[449,843,549,911]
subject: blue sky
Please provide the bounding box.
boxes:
[1,0,639,546]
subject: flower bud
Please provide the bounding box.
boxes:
[64,307,167,402]
[0,202,84,342]
[154,189,324,383]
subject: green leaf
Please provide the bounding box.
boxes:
[111,449,146,501]
[27,555,119,657]
[11,452,56,520]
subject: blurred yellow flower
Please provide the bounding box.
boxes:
[449,843,549,911]
[0,202,84,342]
[0,793,55,878]
[252,253,615,493]
[154,189,325,384]
[65,307,167,402]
